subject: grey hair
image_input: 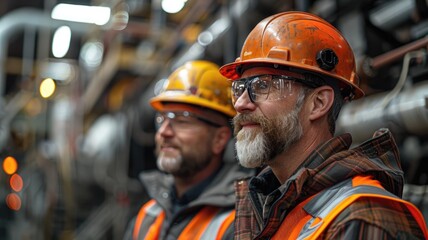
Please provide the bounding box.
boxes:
[297,80,344,135]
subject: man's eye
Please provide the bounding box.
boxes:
[233,82,246,95]
[253,80,270,92]
[174,116,193,125]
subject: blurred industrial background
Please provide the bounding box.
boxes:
[0,0,427,239]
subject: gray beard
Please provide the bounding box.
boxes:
[156,144,212,178]
[234,108,303,168]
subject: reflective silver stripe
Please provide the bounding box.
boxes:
[200,210,234,240]
[297,180,397,240]
[144,201,163,217]
[136,201,163,239]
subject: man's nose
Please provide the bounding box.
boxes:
[233,89,256,113]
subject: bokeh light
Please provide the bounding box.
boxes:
[6,193,21,211]
[161,0,186,14]
[40,78,56,99]
[10,173,24,192]
[52,26,71,58]
[2,156,18,175]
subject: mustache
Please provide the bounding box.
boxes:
[233,113,268,134]
[233,113,255,125]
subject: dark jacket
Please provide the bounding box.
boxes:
[124,162,254,240]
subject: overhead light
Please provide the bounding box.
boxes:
[52,26,71,58]
[51,3,111,25]
[161,0,187,14]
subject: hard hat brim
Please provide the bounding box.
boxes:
[150,94,236,118]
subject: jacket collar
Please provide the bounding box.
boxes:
[243,129,403,238]
[140,162,255,215]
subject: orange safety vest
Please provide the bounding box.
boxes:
[272,175,428,240]
[132,199,235,240]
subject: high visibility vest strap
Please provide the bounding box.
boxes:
[133,199,164,240]
[178,208,235,240]
[273,175,428,240]
[301,186,428,239]
[215,210,236,240]
[271,194,316,240]
[133,200,235,240]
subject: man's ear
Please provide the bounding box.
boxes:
[212,126,232,155]
[308,86,334,121]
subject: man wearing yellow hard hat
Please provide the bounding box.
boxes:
[124,60,254,239]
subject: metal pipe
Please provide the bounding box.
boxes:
[371,36,428,69]
[336,80,428,143]
[369,0,415,31]
[0,8,90,97]
[359,36,428,80]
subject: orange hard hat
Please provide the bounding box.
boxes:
[220,11,364,100]
[150,60,236,117]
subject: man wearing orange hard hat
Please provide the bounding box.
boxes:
[124,60,254,240]
[220,11,428,239]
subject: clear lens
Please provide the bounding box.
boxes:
[231,74,297,104]
[155,111,221,131]
[156,111,194,130]
[251,75,277,102]
[231,80,247,104]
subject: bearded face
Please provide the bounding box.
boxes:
[233,108,303,168]
[155,136,213,177]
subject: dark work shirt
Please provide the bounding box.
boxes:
[170,164,222,216]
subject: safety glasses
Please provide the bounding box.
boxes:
[155,111,222,131]
[231,74,307,104]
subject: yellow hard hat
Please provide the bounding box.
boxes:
[150,60,236,117]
